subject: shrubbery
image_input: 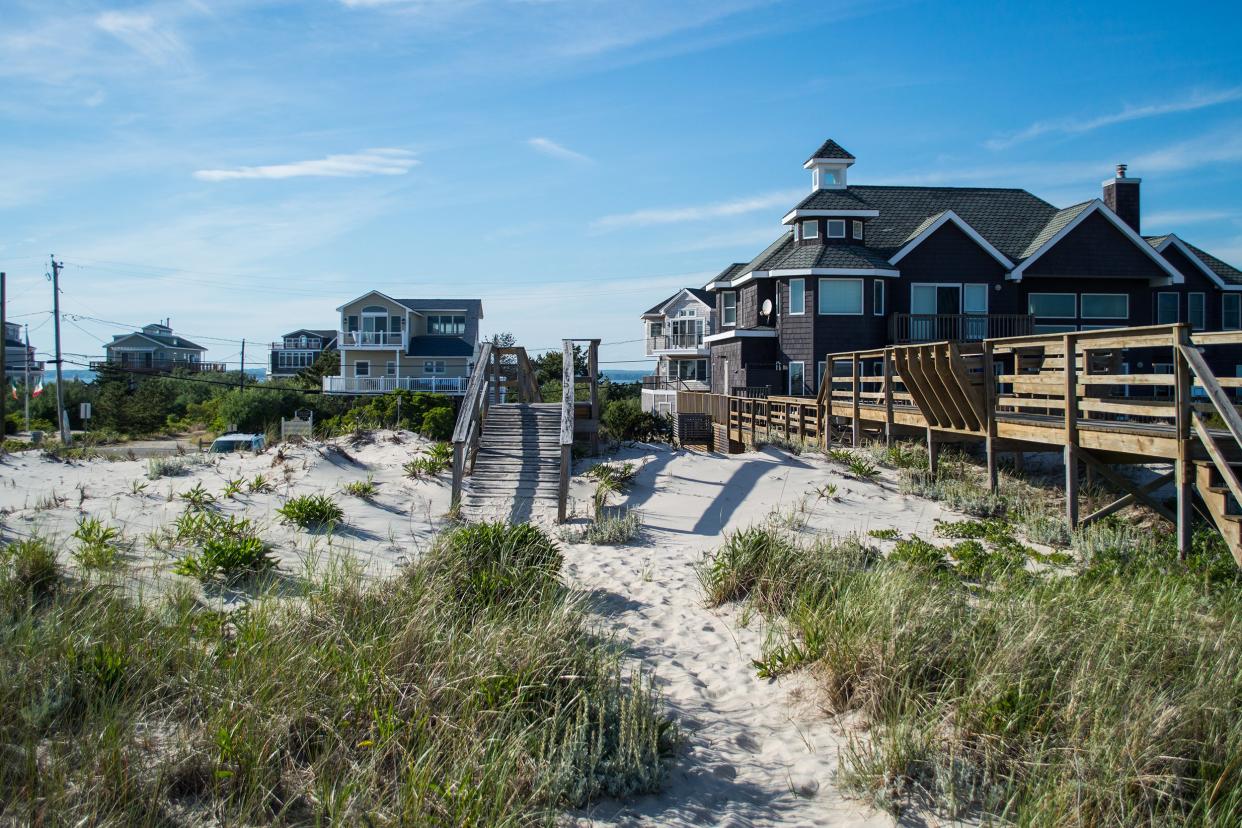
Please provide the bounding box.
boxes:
[601,399,670,443]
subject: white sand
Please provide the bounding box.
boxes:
[1,436,961,824]
[563,444,958,827]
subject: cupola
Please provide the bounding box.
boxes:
[804,139,854,191]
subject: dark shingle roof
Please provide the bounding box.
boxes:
[806,139,854,162]
[109,331,205,351]
[282,328,336,341]
[790,188,877,212]
[753,235,896,271]
[643,287,714,315]
[1018,201,1094,259]
[1183,241,1242,286]
[396,298,483,319]
[406,336,475,357]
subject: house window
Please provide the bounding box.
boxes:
[852,220,863,240]
[1028,293,1076,318]
[1080,293,1128,319]
[674,359,708,381]
[788,361,805,396]
[801,220,819,240]
[1224,294,1241,330]
[722,292,737,326]
[1156,292,1179,325]
[873,280,885,316]
[818,279,863,315]
[649,321,663,337]
[816,360,825,391]
[354,361,370,377]
[1189,292,1205,331]
[964,283,988,314]
[826,220,846,238]
[386,360,397,376]
[427,315,466,336]
[391,315,403,332]
[346,315,358,332]
[1033,324,1078,334]
[789,279,805,315]
[423,360,446,374]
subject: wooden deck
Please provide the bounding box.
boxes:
[678,324,1242,565]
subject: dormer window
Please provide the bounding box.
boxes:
[801,220,819,240]
[852,220,863,240]
[826,220,846,238]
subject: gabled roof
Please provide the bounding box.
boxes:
[282,328,337,340]
[704,263,748,290]
[805,139,854,163]
[1151,234,1242,289]
[1011,199,1184,283]
[406,336,475,357]
[1183,242,1242,287]
[889,210,1015,269]
[107,331,206,352]
[397,299,484,319]
[642,288,714,317]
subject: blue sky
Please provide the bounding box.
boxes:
[3,0,1242,371]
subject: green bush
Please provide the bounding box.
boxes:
[1,537,61,602]
[72,517,123,569]
[601,399,670,443]
[430,522,563,609]
[420,407,455,441]
[277,494,344,529]
[174,535,275,583]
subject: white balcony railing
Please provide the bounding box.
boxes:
[338,331,404,347]
[645,333,708,355]
[323,375,469,394]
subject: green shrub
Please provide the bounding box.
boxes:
[277,494,344,529]
[342,476,378,499]
[601,399,670,443]
[147,456,190,479]
[179,481,216,511]
[1,537,61,601]
[565,509,642,545]
[429,522,563,609]
[72,517,123,569]
[174,535,275,583]
[420,407,455,441]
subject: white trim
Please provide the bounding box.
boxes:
[1155,291,1179,325]
[1102,176,1142,187]
[1154,234,1242,291]
[721,291,737,327]
[873,279,885,316]
[888,210,1015,269]
[1010,200,1183,284]
[703,329,777,343]
[336,289,426,314]
[783,208,880,223]
[789,278,806,316]
[788,361,805,396]
[703,281,731,290]
[852,220,863,240]
[729,266,902,288]
[1223,293,1241,330]
[801,220,819,239]
[1079,293,1129,320]
[803,157,855,169]
[817,278,864,316]
[826,219,846,238]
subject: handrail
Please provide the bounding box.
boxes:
[450,342,494,509]
[557,340,575,521]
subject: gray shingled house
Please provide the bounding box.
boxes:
[95,322,222,374]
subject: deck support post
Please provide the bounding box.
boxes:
[1174,324,1193,559]
[851,352,861,448]
[982,341,998,493]
[1064,445,1079,529]
[1014,451,1025,473]
[926,427,939,478]
[882,348,894,448]
[1063,333,1080,529]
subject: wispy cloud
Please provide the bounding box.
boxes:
[95,10,188,66]
[986,88,1242,150]
[594,189,803,230]
[193,149,418,182]
[1144,209,1235,227]
[527,137,593,164]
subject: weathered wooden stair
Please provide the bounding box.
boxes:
[460,404,563,520]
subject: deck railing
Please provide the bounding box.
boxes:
[90,359,227,374]
[338,331,404,347]
[646,333,707,354]
[889,313,1033,344]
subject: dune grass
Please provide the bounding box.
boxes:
[0,521,674,825]
[698,522,1242,825]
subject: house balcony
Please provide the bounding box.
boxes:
[889,313,1034,345]
[322,375,469,395]
[338,331,404,348]
[271,339,326,351]
[641,375,710,393]
[90,358,227,374]
[645,333,709,356]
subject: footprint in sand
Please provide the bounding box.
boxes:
[734,731,761,753]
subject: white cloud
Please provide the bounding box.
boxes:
[193,149,419,182]
[594,189,803,230]
[1144,209,1234,227]
[95,10,187,66]
[527,137,593,164]
[986,88,1242,150]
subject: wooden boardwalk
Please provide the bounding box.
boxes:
[680,324,1242,566]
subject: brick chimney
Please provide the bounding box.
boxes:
[1102,163,1140,234]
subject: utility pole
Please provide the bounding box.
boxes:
[49,256,69,445]
[23,324,30,433]
[239,338,246,391]
[1,271,6,436]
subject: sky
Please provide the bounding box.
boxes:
[3,0,1242,373]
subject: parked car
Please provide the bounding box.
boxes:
[209,433,266,453]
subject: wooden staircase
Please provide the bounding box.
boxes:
[460,404,563,521]
[1195,461,1242,559]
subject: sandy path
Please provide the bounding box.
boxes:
[563,444,955,827]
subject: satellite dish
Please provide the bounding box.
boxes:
[761,298,773,320]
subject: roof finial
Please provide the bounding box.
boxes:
[1115,163,1127,179]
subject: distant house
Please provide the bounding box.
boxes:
[4,322,44,386]
[324,291,483,395]
[269,329,337,378]
[639,288,714,414]
[92,321,224,374]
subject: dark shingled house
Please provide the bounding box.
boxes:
[697,140,1242,396]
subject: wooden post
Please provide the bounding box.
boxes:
[927,427,939,477]
[451,442,465,510]
[1173,325,1193,559]
[588,340,600,455]
[882,348,894,448]
[557,444,570,522]
[1064,334,1080,529]
[851,352,861,447]
[981,341,998,493]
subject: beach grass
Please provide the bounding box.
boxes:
[0,520,674,825]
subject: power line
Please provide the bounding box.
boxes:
[58,359,325,395]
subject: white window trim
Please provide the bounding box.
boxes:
[423,360,446,374]
[1078,293,1129,320]
[1156,292,1179,325]
[801,220,819,239]
[817,278,864,316]
[1028,292,1077,318]
[386,360,397,376]
[789,278,805,316]
[721,292,737,327]
[873,280,885,316]
[354,360,370,377]
[852,220,863,240]
[1224,294,1242,330]
[826,220,846,239]
[1188,292,1206,331]
[788,361,805,396]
